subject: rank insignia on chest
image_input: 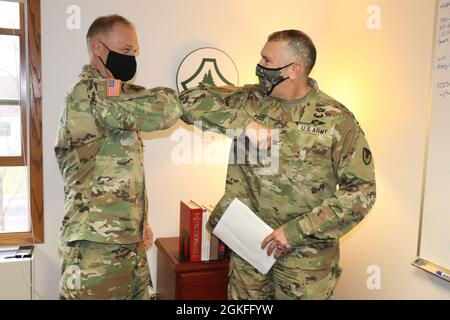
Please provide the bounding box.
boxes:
[107,79,121,97]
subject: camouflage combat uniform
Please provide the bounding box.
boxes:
[55,65,182,299]
[180,79,376,300]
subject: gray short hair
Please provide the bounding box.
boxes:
[268,30,317,75]
[86,15,134,42]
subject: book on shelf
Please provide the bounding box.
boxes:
[179,200,203,262]
[179,201,228,262]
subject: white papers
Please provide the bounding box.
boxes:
[212,198,276,274]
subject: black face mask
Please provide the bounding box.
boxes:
[99,42,137,82]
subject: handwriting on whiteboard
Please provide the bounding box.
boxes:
[438,16,450,45]
[437,82,450,98]
[441,1,450,9]
[435,2,450,99]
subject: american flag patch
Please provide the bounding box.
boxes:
[107,79,121,97]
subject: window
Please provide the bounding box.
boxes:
[0,0,43,244]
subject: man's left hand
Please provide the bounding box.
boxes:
[144,222,153,249]
[262,225,292,258]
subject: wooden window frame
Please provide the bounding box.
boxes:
[0,0,43,244]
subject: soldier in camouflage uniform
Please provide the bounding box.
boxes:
[55,15,182,299]
[180,30,376,299]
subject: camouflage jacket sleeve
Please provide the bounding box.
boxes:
[179,83,253,134]
[283,116,376,247]
[89,79,182,132]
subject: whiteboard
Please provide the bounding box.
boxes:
[414,0,450,283]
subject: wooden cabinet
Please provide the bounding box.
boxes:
[155,237,229,300]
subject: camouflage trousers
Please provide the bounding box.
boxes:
[228,251,342,300]
[58,240,152,300]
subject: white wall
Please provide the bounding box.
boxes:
[36,0,450,299]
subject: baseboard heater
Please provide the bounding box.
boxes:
[0,247,33,300]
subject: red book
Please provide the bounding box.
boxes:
[179,201,203,262]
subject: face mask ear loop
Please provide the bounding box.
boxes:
[257,62,295,72]
[98,41,109,68]
[98,55,107,68]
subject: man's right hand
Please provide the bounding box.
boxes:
[245,121,272,150]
